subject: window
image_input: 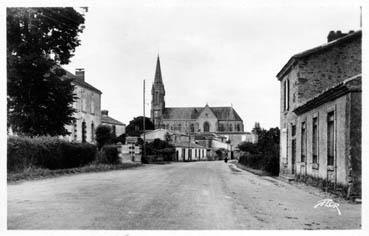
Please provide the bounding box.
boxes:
[236,124,241,132]
[91,122,95,142]
[283,79,290,111]
[155,91,159,104]
[291,124,296,137]
[203,122,210,132]
[73,121,77,141]
[112,125,116,136]
[178,124,182,132]
[190,124,195,133]
[301,122,306,162]
[229,124,233,132]
[312,117,318,164]
[82,99,87,112]
[91,100,95,114]
[327,112,335,166]
[82,121,86,143]
[219,123,225,132]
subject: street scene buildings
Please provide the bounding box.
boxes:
[278,30,362,197]
[5,3,364,232]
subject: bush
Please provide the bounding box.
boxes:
[95,125,113,150]
[7,136,97,172]
[97,145,120,165]
[237,127,280,176]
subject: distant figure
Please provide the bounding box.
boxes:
[224,157,228,163]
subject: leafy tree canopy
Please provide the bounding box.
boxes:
[7,8,85,136]
[126,116,154,137]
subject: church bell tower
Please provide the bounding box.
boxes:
[151,55,165,129]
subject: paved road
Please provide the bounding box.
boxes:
[8,161,361,229]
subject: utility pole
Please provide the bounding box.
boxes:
[360,6,362,28]
[143,79,146,162]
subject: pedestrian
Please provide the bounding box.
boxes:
[224,156,228,163]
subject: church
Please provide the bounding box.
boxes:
[150,56,245,135]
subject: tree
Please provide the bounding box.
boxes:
[95,125,113,150]
[7,8,85,136]
[125,116,154,137]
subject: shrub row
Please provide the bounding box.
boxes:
[8,136,97,172]
[239,152,279,175]
[96,145,120,165]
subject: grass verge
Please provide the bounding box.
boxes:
[235,162,273,176]
[8,163,142,183]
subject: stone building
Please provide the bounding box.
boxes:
[63,68,102,143]
[101,110,126,137]
[151,56,245,139]
[277,30,361,196]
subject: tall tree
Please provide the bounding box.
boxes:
[7,8,85,136]
[126,116,155,137]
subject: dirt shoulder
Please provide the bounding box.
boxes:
[8,163,142,184]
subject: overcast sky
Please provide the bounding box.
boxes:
[63,0,361,131]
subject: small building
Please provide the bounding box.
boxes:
[277,30,361,197]
[63,68,102,143]
[101,110,126,137]
[141,129,207,161]
[173,142,207,162]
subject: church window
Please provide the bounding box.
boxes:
[155,91,159,104]
[190,124,195,133]
[219,123,225,132]
[204,122,210,132]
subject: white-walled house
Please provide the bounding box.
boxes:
[63,68,102,143]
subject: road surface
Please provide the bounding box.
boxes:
[8,161,361,229]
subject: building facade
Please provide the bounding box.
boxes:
[277,30,361,196]
[151,56,244,137]
[141,128,207,161]
[63,68,102,143]
[101,110,126,137]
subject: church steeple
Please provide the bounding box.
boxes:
[151,55,166,129]
[154,55,163,84]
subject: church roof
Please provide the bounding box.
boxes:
[162,106,242,121]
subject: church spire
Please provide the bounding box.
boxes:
[154,55,163,84]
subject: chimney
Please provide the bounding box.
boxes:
[75,68,85,81]
[327,30,353,42]
[101,110,108,116]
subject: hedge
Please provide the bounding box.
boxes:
[97,145,120,165]
[7,136,97,172]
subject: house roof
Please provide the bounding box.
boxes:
[61,68,102,94]
[293,74,361,115]
[101,115,125,126]
[162,106,243,121]
[276,30,362,80]
[173,141,206,149]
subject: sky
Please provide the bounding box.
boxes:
[62,0,362,131]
